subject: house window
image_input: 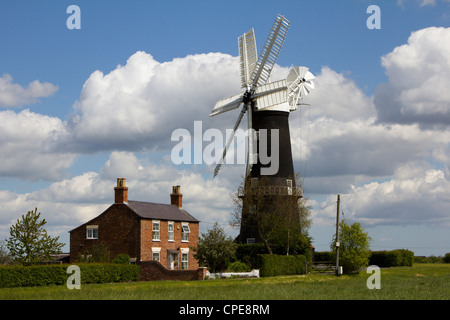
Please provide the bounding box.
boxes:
[86,226,98,239]
[181,223,190,242]
[181,253,188,270]
[168,221,174,242]
[152,221,160,241]
[152,247,161,262]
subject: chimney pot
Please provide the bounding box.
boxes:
[170,185,182,209]
[114,178,128,203]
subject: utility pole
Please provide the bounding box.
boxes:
[335,194,341,276]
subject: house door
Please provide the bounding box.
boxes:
[168,252,178,270]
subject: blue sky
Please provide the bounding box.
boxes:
[1,0,450,256]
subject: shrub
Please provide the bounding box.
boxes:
[234,243,268,269]
[227,261,250,272]
[314,251,335,262]
[0,263,140,288]
[258,254,306,277]
[112,254,131,264]
[443,253,450,264]
[369,249,414,267]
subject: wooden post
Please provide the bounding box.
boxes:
[335,194,341,276]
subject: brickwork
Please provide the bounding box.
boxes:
[140,260,206,281]
[69,204,140,262]
[69,180,200,275]
[140,219,199,270]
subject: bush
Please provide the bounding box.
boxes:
[314,251,335,262]
[226,261,250,272]
[258,254,306,277]
[443,253,450,264]
[234,243,268,269]
[112,254,131,264]
[369,249,414,267]
[0,263,140,288]
[0,265,66,287]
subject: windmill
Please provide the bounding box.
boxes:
[210,14,315,243]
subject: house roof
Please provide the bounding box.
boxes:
[126,200,199,223]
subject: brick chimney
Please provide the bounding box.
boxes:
[114,178,128,203]
[170,185,182,209]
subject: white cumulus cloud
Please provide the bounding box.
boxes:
[0,74,58,108]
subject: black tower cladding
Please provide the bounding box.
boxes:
[209,15,315,244]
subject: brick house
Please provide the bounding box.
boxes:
[69,178,200,271]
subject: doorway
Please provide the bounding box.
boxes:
[168,251,178,270]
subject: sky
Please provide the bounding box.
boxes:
[1,0,449,256]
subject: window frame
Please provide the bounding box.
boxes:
[168,221,174,242]
[86,225,98,239]
[152,247,161,262]
[181,223,190,242]
[152,220,160,241]
[181,252,189,270]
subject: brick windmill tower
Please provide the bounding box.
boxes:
[210,15,315,243]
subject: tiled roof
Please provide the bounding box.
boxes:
[126,200,199,222]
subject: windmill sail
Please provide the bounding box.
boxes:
[209,15,314,178]
[210,92,244,117]
[239,28,258,89]
[249,14,290,89]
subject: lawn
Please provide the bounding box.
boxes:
[0,263,448,300]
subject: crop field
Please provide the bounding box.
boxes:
[0,263,448,300]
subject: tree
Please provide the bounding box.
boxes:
[6,208,65,265]
[331,219,372,274]
[193,223,237,273]
[76,242,111,263]
[0,240,14,265]
[231,174,311,255]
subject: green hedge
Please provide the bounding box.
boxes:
[258,254,306,277]
[313,251,335,262]
[0,263,140,288]
[369,249,414,267]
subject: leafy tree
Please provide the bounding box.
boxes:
[331,219,371,274]
[76,242,111,263]
[444,253,450,264]
[193,223,237,272]
[0,240,14,265]
[6,208,65,265]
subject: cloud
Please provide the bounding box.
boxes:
[289,66,450,196]
[0,109,75,181]
[0,151,239,249]
[66,51,241,153]
[375,27,450,127]
[313,162,450,228]
[397,0,450,7]
[0,74,58,108]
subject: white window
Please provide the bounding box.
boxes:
[168,221,174,242]
[152,247,161,262]
[287,179,293,195]
[86,225,98,239]
[181,223,190,242]
[181,253,189,270]
[152,221,160,241]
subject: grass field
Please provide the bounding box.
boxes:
[0,263,448,300]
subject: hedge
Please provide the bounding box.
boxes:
[0,263,140,288]
[313,251,334,262]
[368,249,414,267]
[257,254,307,277]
